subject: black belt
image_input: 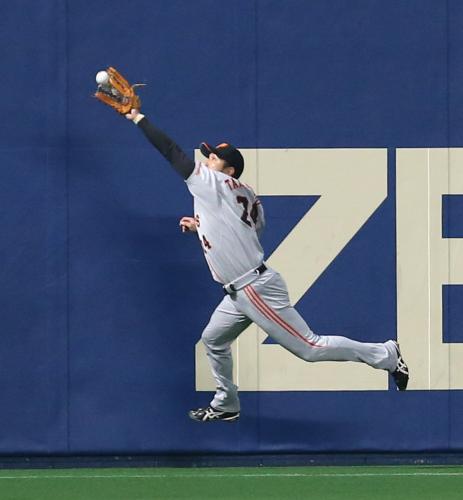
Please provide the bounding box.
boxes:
[223,264,267,295]
[255,263,267,275]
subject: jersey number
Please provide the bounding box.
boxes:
[202,234,212,251]
[237,196,258,227]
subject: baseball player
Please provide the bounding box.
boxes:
[125,108,409,423]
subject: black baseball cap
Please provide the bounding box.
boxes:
[200,142,244,179]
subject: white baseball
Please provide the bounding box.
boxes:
[95,70,109,85]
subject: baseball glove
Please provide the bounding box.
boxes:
[94,67,143,114]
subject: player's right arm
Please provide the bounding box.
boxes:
[179,216,198,233]
[126,109,195,180]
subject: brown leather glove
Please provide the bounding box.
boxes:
[94,67,143,115]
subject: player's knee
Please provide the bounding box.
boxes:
[201,329,228,353]
[201,329,218,349]
[201,330,211,347]
[299,348,318,363]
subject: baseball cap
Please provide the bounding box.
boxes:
[200,142,244,178]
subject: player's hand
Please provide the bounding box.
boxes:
[125,108,140,121]
[179,216,197,233]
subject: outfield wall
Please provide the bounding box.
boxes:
[0,0,462,455]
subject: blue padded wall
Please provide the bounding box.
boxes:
[0,0,462,455]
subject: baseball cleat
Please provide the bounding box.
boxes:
[188,406,240,423]
[391,341,409,391]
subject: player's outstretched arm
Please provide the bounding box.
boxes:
[179,216,198,233]
[126,109,195,180]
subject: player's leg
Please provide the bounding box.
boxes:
[233,269,401,373]
[198,294,251,413]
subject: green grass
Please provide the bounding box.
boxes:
[0,465,462,500]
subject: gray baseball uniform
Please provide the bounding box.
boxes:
[187,162,398,412]
[132,115,404,415]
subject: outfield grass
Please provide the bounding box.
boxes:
[0,465,462,499]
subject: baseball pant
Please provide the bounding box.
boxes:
[201,267,398,412]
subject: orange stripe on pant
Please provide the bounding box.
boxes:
[244,285,321,348]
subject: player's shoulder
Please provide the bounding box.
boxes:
[192,162,229,181]
[189,163,258,197]
[186,162,221,186]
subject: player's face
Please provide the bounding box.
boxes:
[206,153,228,172]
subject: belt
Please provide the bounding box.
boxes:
[223,264,267,295]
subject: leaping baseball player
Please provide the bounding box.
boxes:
[95,69,409,423]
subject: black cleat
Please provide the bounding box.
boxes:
[391,341,409,391]
[188,406,240,423]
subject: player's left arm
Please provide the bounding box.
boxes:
[126,109,195,180]
[179,216,198,233]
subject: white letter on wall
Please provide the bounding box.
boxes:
[396,148,463,390]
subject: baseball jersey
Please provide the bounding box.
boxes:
[186,161,265,285]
